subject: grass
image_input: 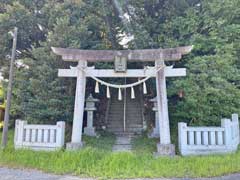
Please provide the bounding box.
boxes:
[83,131,116,151]
[0,130,239,179]
[131,132,158,154]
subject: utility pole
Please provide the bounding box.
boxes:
[1,27,18,148]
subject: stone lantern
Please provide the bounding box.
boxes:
[84,94,99,136]
[149,97,160,138]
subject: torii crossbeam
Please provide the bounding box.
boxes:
[52,46,193,155]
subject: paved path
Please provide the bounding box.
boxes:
[112,135,132,152]
[0,167,240,180]
[0,167,91,180]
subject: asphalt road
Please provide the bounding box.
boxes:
[0,167,239,180]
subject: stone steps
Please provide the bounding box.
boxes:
[112,144,132,151]
[108,118,142,122]
[108,128,143,133]
[108,111,142,115]
[107,123,143,128]
[112,135,132,152]
[114,132,136,136]
[108,125,143,131]
[107,124,143,129]
[108,126,143,130]
[107,86,143,135]
[108,110,142,116]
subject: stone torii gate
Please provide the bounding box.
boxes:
[52,46,193,155]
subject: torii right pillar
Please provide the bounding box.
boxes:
[155,60,174,156]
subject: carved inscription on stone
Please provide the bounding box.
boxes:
[114,56,127,72]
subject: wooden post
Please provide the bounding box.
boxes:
[1,27,18,148]
[155,59,175,155]
[66,61,86,150]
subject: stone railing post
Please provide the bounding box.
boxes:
[231,114,239,144]
[84,94,99,136]
[178,122,187,156]
[14,119,27,148]
[221,118,233,150]
[56,121,65,148]
[149,97,160,138]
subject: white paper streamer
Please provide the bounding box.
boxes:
[106,86,110,98]
[95,81,99,93]
[143,82,147,94]
[118,88,122,100]
[131,87,135,99]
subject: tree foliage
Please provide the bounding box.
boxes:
[0,0,239,127]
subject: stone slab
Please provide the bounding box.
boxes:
[84,127,96,136]
[112,144,132,152]
[155,143,175,156]
[66,142,84,151]
[149,128,160,138]
[112,135,132,152]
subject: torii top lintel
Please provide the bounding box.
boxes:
[51,45,193,62]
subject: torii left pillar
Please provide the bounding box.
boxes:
[155,60,175,156]
[66,61,87,150]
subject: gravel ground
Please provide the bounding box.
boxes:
[0,167,239,180]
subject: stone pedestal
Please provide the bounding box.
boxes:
[156,143,175,156]
[84,127,96,136]
[66,142,84,150]
[149,97,160,138]
[151,126,159,138]
[84,94,99,136]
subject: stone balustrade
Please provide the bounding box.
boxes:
[14,120,65,151]
[178,114,239,156]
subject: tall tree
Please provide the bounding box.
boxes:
[0,0,239,128]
